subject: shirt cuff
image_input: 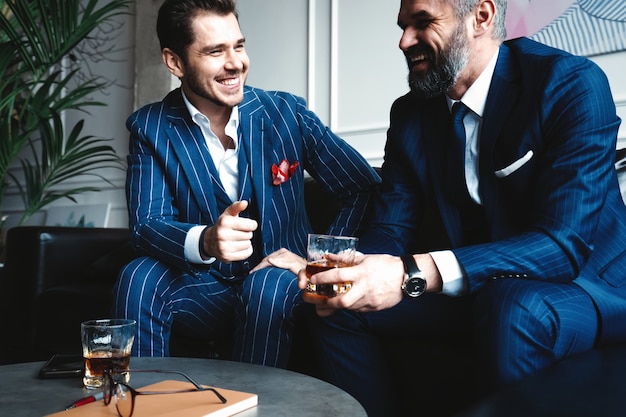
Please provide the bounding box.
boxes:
[430,250,466,296]
[185,225,216,265]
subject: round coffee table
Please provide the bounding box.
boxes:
[0,357,366,417]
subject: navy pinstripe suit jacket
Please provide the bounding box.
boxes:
[361,37,626,345]
[125,86,380,278]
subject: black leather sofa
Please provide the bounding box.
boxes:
[0,226,135,364]
[0,174,344,367]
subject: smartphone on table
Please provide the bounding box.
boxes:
[38,353,84,379]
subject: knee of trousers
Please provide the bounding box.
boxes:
[473,278,558,337]
[115,256,169,291]
[241,269,302,317]
[113,256,178,313]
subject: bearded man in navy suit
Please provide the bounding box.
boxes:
[300,0,626,415]
[112,0,380,368]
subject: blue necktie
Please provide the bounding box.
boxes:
[448,101,471,205]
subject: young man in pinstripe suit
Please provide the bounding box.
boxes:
[112,0,380,368]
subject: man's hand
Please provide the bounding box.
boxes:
[298,253,443,317]
[298,254,405,316]
[250,248,307,275]
[201,200,258,263]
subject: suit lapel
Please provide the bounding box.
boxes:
[238,91,273,242]
[481,44,520,164]
[479,43,521,220]
[422,96,465,247]
[163,91,220,223]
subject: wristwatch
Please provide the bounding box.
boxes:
[400,254,427,298]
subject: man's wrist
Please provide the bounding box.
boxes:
[185,225,215,265]
[429,250,465,296]
[199,226,211,259]
[400,254,427,298]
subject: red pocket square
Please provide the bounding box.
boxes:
[272,159,299,185]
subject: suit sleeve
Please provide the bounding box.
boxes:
[125,106,197,273]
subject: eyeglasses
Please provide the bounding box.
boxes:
[103,369,227,417]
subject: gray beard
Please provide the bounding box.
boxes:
[408,66,456,99]
[408,24,470,99]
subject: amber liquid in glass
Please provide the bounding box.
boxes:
[83,350,130,388]
[305,258,353,299]
[85,351,130,375]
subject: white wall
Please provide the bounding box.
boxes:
[3,0,624,229]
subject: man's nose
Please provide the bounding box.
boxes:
[225,49,244,70]
[399,27,418,52]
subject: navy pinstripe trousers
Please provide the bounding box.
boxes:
[112,256,302,368]
[311,278,599,417]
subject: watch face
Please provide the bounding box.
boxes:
[405,277,426,297]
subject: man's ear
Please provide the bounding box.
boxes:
[473,0,496,36]
[162,48,185,78]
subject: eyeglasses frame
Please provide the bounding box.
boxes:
[103,369,227,417]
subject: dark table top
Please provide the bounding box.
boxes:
[457,344,626,417]
[0,357,366,417]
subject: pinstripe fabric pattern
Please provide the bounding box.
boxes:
[472,279,597,393]
[313,38,626,414]
[113,86,380,366]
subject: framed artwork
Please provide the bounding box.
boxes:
[505,0,626,57]
[44,204,111,228]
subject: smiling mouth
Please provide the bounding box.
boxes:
[219,77,239,86]
[407,52,430,71]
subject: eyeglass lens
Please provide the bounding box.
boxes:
[114,384,134,417]
[103,373,112,405]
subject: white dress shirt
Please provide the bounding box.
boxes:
[431,49,499,296]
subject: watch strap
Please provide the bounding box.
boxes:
[400,254,420,278]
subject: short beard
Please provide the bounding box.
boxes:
[408,22,470,99]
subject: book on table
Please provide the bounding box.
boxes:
[45,380,258,417]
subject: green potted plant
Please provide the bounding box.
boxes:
[0,0,130,226]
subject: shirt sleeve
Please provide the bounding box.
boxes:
[430,250,467,296]
[185,225,216,265]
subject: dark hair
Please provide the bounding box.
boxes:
[157,0,238,59]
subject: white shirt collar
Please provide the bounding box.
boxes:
[181,89,239,148]
[446,48,499,117]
